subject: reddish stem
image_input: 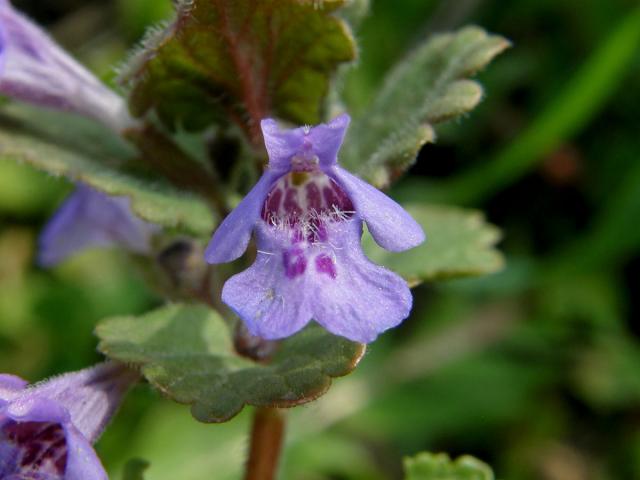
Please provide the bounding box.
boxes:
[244,407,286,480]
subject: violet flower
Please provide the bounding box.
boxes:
[0,0,132,131]
[205,114,425,343]
[38,184,159,267]
[0,362,138,480]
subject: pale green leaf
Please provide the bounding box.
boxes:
[363,204,503,284]
[0,104,214,235]
[404,452,494,480]
[96,303,365,423]
[341,26,510,186]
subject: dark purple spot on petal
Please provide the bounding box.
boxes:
[305,182,322,213]
[262,187,283,222]
[313,223,329,243]
[283,188,302,218]
[331,179,354,212]
[1,421,68,478]
[315,254,337,279]
[323,186,339,209]
[283,247,307,279]
[291,228,305,244]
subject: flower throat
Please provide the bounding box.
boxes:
[261,171,354,231]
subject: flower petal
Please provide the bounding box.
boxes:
[307,219,412,343]
[0,375,26,402]
[0,363,133,480]
[260,118,305,172]
[0,1,131,131]
[307,113,350,168]
[63,424,108,480]
[5,396,69,425]
[21,362,137,443]
[205,170,282,263]
[329,166,425,251]
[221,222,313,339]
[38,185,157,266]
[0,415,69,479]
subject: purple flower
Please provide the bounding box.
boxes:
[0,0,132,131]
[39,184,159,267]
[205,114,425,343]
[0,362,138,480]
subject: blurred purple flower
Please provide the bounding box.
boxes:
[38,184,159,267]
[205,114,425,343]
[0,362,138,480]
[0,0,132,131]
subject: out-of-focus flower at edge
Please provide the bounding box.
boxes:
[205,114,425,343]
[0,0,132,132]
[0,362,139,480]
[0,1,159,266]
[38,184,160,267]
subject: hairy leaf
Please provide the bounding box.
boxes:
[97,304,365,423]
[363,204,503,284]
[404,452,494,480]
[0,104,214,235]
[122,0,356,138]
[341,26,510,186]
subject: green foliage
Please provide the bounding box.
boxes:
[404,452,494,480]
[96,304,365,423]
[122,459,150,480]
[437,6,640,205]
[341,26,510,187]
[572,334,640,409]
[0,104,214,235]
[363,204,503,284]
[338,0,370,28]
[5,0,640,479]
[122,0,356,132]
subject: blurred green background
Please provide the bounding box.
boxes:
[2,0,640,478]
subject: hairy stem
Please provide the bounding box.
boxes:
[245,407,286,480]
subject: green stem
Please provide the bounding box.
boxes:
[244,407,286,480]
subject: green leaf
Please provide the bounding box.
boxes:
[404,452,494,480]
[341,26,510,187]
[123,0,356,134]
[122,459,150,480]
[0,104,214,235]
[96,303,365,423]
[363,204,503,284]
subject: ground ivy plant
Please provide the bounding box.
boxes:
[0,0,508,478]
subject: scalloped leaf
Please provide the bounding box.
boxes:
[123,0,356,135]
[363,204,503,285]
[96,303,365,423]
[0,104,214,235]
[404,452,494,480]
[341,26,510,187]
